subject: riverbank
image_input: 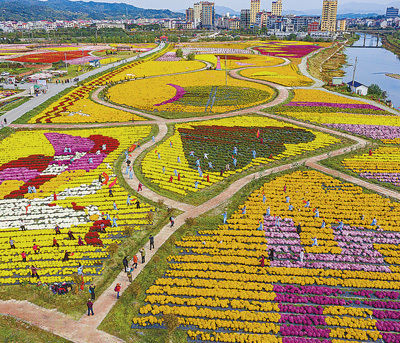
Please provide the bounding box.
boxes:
[387,73,400,80]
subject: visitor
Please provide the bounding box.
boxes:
[268,248,275,262]
[296,223,302,235]
[87,299,94,316]
[78,236,84,246]
[114,283,121,299]
[136,200,140,209]
[55,225,61,234]
[222,211,227,224]
[285,196,290,203]
[68,229,76,240]
[9,237,15,249]
[371,217,377,226]
[89,284,96,300]
[170,216,175,228]
[31,265,39,279]
[21,251,27,262]
[62,251,70,262]
[259,255,265,267]
[149,235,154,250]
[299,249,305,263]
[52,237,59,248]
[321,220,326,228]
[123,256,129,272]
[113,201,118,211]
[312,237,318,247]
[109,189,113,197]
[138,183,143,192]
[140,248,145,263]
[112,216,118,228]
[32,243,40,254]
[127,268,133,282]
[126,195,132,206]
[77,263,83,276]
[132,254,138,269]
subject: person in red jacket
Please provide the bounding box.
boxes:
[114,283,121,299]
[21,251,27,262]
[52,237,59,248]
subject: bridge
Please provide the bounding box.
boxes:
[350,32,382,49]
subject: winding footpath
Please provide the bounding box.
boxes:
[2,43,400,343]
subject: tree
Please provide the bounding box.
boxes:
[288,33,297,41]
[187,53,196,61]
[175,48,183,58]
[368,84,387,99]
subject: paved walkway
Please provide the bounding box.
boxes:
[3,42,400,343]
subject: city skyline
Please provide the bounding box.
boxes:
[76,0,400,12]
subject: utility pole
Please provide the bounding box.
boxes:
[351,57,358,89]
[225,54,228,86]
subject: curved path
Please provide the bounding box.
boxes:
[3,42,400,343]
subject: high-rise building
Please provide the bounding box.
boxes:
[337,19,347,31]
[240,9,251,29]
[186,8,194,23]
[250,0,261,24]
[386,7,399,19]
[271,0,282,16]
[193,3,202,28]
[201,2,215,29]
[321,0,338,32]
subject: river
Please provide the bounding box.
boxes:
[343,33,400,110]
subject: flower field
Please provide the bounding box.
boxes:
[253,41,324,58]
[195,53,283,69]
[107,60,206,81]
[140,116,339,195]
[0,126,155,285]
[278,89,390,115]
[29,48,167,123]
[341,146,400,188]
[240,64,313,87]
[133,170,400,342]
[107,70,275,114]
[10,51,92,64]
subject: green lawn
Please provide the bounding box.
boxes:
[0,315,72,343]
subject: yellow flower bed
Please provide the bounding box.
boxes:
[291,89,368,104]
[30,46,168,123]
[240,64,313,87]
[195,53,284,69]
[0,126,154,285]
[133,170,398,341]
[107,70,275,114]
[141,116,339,196]
[108,60,206,82]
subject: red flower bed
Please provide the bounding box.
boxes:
[214,55,249,60]
[11,51,91,64]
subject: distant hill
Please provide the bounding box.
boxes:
[0,0,184,21]
[214,6,240,17]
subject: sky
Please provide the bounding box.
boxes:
[97,0,395,12]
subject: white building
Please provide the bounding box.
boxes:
[347,81,368,96]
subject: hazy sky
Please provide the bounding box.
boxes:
[108,0,394,11]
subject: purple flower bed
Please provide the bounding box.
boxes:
[286,102,383,111]
[154,84,186,107]
[156,52,181,61]
[0,167,40,184]
[254,43,321,58]
[324,123,400,140]
[360,172,400,187]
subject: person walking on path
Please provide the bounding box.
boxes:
[87,299,94,316]
[223,211,227,224]
[123,256,129,272]
[137,183,143,192]
[170,216,175,228]
[114,283,121,299]
[9,238,15,249]
[149,235,154,250]
[132,254,138,269]
[127,268,133,282]
[140,248,146,263]
[89,284,96,300]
